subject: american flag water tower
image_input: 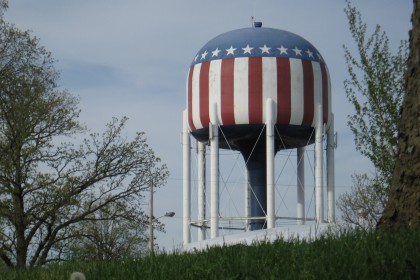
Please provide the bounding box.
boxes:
[182,22,335,245]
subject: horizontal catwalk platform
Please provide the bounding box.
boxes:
[183,223,332,252]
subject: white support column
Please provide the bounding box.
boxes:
[197,141,206,241]
[315,103,324,223]
[182,110,191,244]
[297,147,305,225]
[245,169,251,232]
[266,98,275,229]
[210,103,219,239]
[327,113,335,223]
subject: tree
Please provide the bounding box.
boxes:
[377,0,420,228]
[0,2,168,268]
[338,174,388,230]
[62,199,161,261]
[338,0,408,230]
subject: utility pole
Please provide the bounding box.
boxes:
[148,176,175,255]
[148,178,154,255]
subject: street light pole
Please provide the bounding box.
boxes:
[148,179,154,254]
[148,178,175,255]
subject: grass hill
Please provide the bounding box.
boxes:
[2,227,419,279]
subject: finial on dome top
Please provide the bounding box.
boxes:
[251,16,262,28]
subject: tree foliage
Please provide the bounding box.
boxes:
[62,199,161,261]
[0,2,168,267]
[337,174,388,231]
[338,0,408,230]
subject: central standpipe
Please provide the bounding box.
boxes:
[241,99,276,231]
[241,142,267,230]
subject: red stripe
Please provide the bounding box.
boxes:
[199,61,210,128]
[187,66,195,131]
[301,60,314,127]
[248,57,263,124]
[276,58,291,125]
[321,64,329,124]
[221,58,235,125]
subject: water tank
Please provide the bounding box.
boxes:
[186,25,331,230]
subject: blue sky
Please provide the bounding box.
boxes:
[5,0,413,250]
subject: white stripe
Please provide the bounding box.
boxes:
[186,68,191,129]
[234,58,249,124]
[312,62,322,127]
[289,58,304,125]
[209,60,222,125]
[326,65,332,128]
[192,63,203,129]
[262,57,278,123]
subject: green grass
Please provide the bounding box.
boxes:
[1,227,419,279]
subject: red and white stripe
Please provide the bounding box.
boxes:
[187,57,331,132]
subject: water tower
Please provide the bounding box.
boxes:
[182,23,335,244]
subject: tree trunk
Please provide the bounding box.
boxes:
[377,0,420,228]
[14,194,28,268]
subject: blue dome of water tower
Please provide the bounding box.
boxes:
[192,24,325,65]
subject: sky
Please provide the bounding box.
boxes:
[5,0,413,251]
